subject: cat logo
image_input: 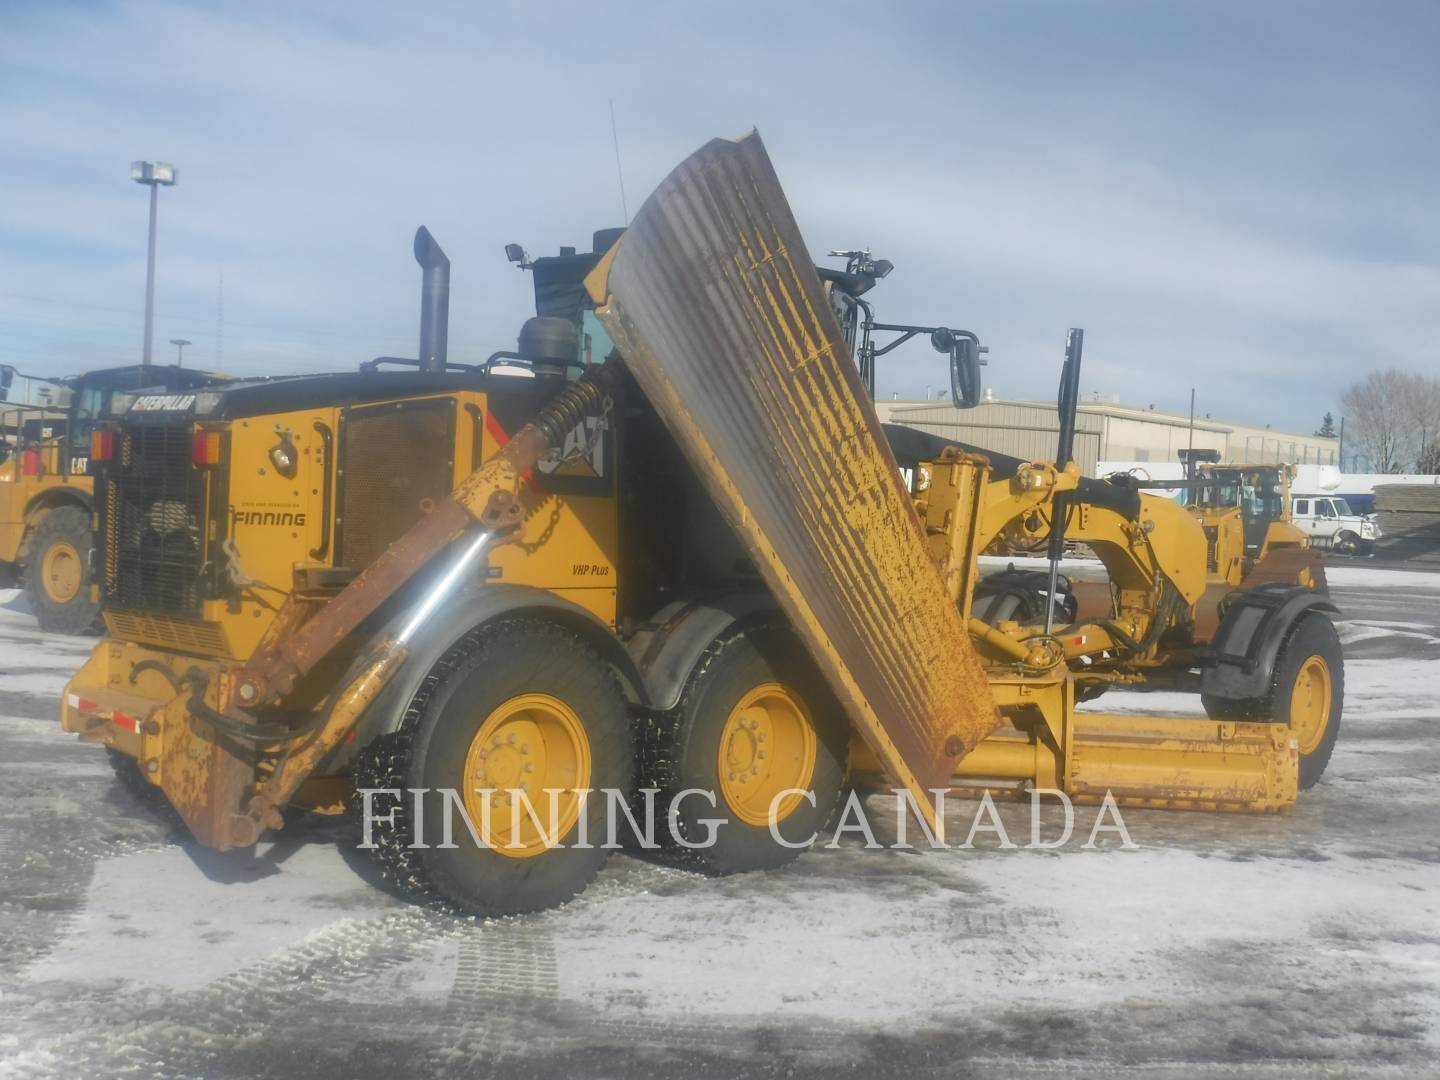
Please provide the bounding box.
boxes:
[538,415,606,478]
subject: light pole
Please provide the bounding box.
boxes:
[169,338,191,366]
[131,161,178,368]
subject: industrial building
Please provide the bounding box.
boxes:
[877,395,1339,477]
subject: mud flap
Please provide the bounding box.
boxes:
[586,132,998,835]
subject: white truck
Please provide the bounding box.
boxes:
[1291,494,1380,555]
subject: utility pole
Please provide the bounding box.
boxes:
[169,338,191,366]
[131,161,178,367]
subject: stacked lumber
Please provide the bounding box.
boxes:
[1374,484,1440,565]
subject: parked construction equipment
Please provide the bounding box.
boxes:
[60,134,1343,915]
[1,364,226,632]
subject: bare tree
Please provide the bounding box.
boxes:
[1411,375,1440,473]
[1342,368,1440,473]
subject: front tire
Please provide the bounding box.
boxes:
[24,505,102,635]
[1202,613,1342,788]
[354,618,633,916]
[1273,614,1343,789]
[636,622,848,874]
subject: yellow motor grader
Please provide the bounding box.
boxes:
[60,134,1342,915]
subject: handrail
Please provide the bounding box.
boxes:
[309,420,334,560]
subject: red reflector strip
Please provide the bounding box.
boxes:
[111,710,138,733]
[1072,635,1087,646]
[67,693,99,712]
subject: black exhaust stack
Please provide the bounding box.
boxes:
[414,227,450,374]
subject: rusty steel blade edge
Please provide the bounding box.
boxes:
[588,131,999,833]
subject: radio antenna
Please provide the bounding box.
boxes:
[609,99,629,225]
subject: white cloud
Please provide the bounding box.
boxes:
[0,0,1432,429]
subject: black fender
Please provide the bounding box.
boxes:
[1200,583,1340,701]
[25,486,94,518]
[330,582,647,772]
[622,592,781,712]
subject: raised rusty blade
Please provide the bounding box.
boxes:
[586,132,997,834]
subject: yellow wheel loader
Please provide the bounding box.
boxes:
[1,364,227,633]
[59,134,1342,916]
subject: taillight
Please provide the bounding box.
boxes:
[91,429,115,461]
[193,429,222,466]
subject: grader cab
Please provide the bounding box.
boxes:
[60,133,1343,916]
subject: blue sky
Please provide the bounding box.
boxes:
[0,0,1435,432]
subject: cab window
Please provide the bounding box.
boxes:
[69,387,106,453]
[1317,500,1334,518]
[579,309,615,373]
[1295,499,1309,516]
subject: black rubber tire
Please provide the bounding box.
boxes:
[1272,613,1344,789]
[23,505,102,635]
[1202,613,1343,789]
[353,618,633,917]
[635,622,849,875]
[1334,531,1360,556]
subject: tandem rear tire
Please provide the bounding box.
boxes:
[635,622,849,875]
[353,618,634,917]
[24,505,102,635]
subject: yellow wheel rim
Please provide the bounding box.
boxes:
[41,541,82,604]
[461,693,591,860]
[716,682,817,828]
[1289,656,1332,755]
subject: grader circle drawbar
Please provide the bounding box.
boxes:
[60,131,1344,916]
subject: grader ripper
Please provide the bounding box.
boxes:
[61,133,1342,915]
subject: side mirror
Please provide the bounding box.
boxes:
[932,328,983,409]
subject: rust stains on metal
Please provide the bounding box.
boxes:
[236,640,410,846]
[587,132,998,833]
[236,362,620,707]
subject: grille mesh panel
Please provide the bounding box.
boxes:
[106,424,207,614]
[105,611,228,656]
[336,399,455,571]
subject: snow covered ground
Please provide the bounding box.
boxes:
[1,568,1438,1079]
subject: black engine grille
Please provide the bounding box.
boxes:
[336,399,456,571]
[104,424,209,615]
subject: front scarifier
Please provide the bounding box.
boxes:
[585,132,999,837]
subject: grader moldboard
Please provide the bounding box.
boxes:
[61,133,1342,915]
